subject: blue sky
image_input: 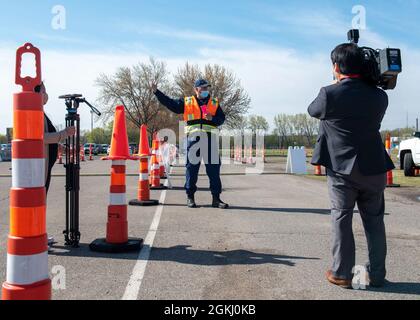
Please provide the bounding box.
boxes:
[2,0,419,53]
[0,0,419,132]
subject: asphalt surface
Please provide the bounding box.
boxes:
[0,158,419,300]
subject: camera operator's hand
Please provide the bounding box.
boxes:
[61,126,76,139]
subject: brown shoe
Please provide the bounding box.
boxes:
[326,270,353,289]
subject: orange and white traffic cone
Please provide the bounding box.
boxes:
[150,134,167,190]
[314,165,323,176]
[129,125,159,207]
[80,145,85,162]
[2,43,51,300]
[158,139,167,180]
[89,145,93,161]
[242,147,247,164]
[385,133,400,188]
[262,145,266,163]
[90,105,142,253]
[58,145,63,165]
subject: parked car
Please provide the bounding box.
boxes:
[100,144,109,154]
[0,144,12,162]
[129,143,138,155]
[84,143,99,155]
[398,132,420,176]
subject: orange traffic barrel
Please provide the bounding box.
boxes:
[2,43,51,300]
[90,106,141,253]
[129,125,159,207]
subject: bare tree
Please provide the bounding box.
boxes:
[301,114,320,145]
[289,114,319,146]
[273,114,293,148]
[248,115,269,135]
[95,58,177,134]
[174,63,251,129]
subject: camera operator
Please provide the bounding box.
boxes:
[308,43,395,289]
[34,82,76,193]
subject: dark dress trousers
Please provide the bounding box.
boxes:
[308,78,394,282]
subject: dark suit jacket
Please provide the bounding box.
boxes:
[308,78,395,176]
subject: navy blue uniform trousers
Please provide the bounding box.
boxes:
[185,132,222,197]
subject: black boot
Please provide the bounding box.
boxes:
[212,195,229,209]
[187,196,197,208]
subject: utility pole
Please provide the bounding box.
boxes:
[91,110,94,132]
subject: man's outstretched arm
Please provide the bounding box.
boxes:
[154,89,185,115]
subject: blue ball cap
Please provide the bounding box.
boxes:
[194,79,211,88]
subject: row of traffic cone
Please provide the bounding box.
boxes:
[90,105,171,254]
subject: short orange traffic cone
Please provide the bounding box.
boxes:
[3,43,51,300]
[385,133,400,188]
[415,169,420,176]
[90,105,142,253]
[150,134,167,190]
[129,125,159,207]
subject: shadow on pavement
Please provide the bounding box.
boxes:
[366,281,420,296]
[168,186,227,192]
[49,244,319,267]
[219,206,333,215]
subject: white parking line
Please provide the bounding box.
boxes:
[122,178,170,300]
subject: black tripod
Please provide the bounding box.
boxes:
[59,94,101,247]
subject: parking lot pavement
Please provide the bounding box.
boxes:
[0,160,419,300]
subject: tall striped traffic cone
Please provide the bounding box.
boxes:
[90,106,142,253]
[2,43,51,300]
[129,125,159,207]
[385,133,400,188]
[150,134,167,190]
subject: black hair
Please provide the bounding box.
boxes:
[331,43,364,75]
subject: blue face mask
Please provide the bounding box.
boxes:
[199,91,209,99]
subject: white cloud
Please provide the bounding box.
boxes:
[0,40,418,135]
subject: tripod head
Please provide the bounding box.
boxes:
[59,94,102,117]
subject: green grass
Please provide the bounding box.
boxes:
[304,169,420,188]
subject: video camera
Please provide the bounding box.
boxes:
[347,29,402,90]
